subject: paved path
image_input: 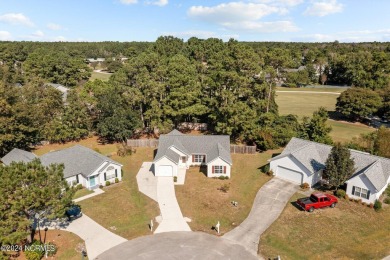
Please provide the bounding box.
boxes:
[96,231,257,260]
[154,177,191,233]
[64,214,127,260]
[175,167,187,185]
[276,90,340,95]
[73,188,104,203]
[136,162,158,202]
[224,177,298,253]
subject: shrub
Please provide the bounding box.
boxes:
[218,176,229,180]
[335,189,346,198]
[76,184,83,190]
[115,177,119,183]
[384,197,390,204]
[374,200,382,211]
[46,242,57,257]
[173,176,177,182]
[266,169,274,176]
[386,185,390,197]
[344,194,349,200]
[219,184,230,193]
[25,240,44,260]
[105,181,111,186]
[262,164,270,173]
[369,203,374,208]
[99,185,103,189]
[300,182,310,190]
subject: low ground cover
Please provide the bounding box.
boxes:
[34,138,160,240]
[175,150,279,235]
[260,192,390,259]
[73,188,94,200]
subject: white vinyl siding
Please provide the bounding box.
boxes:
[207,157,231,178]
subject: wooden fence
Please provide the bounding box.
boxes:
[127,139,257,154]
[127,139,159,147]
[230,145,257,154]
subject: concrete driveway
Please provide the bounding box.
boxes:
[154,177,191,233]
[64,214,127,260]
[96,231,257,260]
[224,177,298,253]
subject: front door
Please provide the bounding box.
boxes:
[89,176,96,187]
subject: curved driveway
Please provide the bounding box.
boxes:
[224,178,298,253]
[96,232,257,260]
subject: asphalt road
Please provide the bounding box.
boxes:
[96,232,258,260]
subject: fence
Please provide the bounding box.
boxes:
[127,139,159,147]
[230,145,257,154]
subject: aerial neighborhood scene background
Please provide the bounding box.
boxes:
[0,0,390,259]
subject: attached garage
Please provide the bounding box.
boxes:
[276,166,303,184]
[158,165,173,177]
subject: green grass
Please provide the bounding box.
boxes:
[276,86,348,93]
[260,193,390,259]
[34,138,160,240]
[73,188,94,199]
[328,120,375,143]
[275,91,375,143]
[89,71,112,81]
[175,150,280,235]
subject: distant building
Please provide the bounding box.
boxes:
[45,83,69,102]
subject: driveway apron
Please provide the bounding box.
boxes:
[64,214,127,260]
[154,177,191,233]
[223,177,298,253]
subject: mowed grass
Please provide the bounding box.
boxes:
[259,193,390,259]
[175,150,279,235]
[89,71,112,81]
[275,91,375,143]
[276,86,347,93]
[73,188,94,199]
[34,137,160,240]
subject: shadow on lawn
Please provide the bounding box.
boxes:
[290,201,305,212]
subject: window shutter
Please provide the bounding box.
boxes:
[104,172,107,181]
[115,169,118,177]
[192,155,194,162]
[202,155,205,163]
[76,174,79,183]
[352,186,355,195]
[367,190,370,200]
[224,166,226,174]
[212,166,215,173]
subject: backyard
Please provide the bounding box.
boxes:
[89,71,111,81]
[175,151,278,235]
[259,192,390,259]
[34,137,160,240]
[275,87,375,143]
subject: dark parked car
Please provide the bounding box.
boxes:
[65,205,82,220]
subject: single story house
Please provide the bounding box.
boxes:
[153,130,232,178]
[1,145,122,190]
[269,137,390,204]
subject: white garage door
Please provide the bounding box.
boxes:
[158,165,173,177]
[276,166,303,184]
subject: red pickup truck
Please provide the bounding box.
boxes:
[297,192,338,212]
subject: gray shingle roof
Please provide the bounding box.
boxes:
[40,145,122,178]
[1,148,37,166]
[271,137,390,191]
[154,130,232,165]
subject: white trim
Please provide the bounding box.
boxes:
[154,155,179,165]
[207,156,232,166]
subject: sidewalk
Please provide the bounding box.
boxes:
[73,188,104,203]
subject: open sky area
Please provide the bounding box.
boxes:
[0,0,389,42]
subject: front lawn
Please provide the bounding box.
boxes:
[73,188,94,200]
[34,138,160,240]
[175,151,278,235]
[260,193,390,259]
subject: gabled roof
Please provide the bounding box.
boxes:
[1,148,37,166]
[154,130,232,165]
[40,145,122,178]
[271,137,390,191]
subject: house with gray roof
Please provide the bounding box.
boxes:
[269,137,390,203]
[1,148,37,166]
[1,145,122,190]
[153,130,232,178]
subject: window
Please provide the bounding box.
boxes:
[214,166,223,174]
[353,186,369,199]
[193,154,205,163]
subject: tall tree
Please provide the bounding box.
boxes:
[323,143,355,190]
[299,107,333,144]
[0,159,74,245]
